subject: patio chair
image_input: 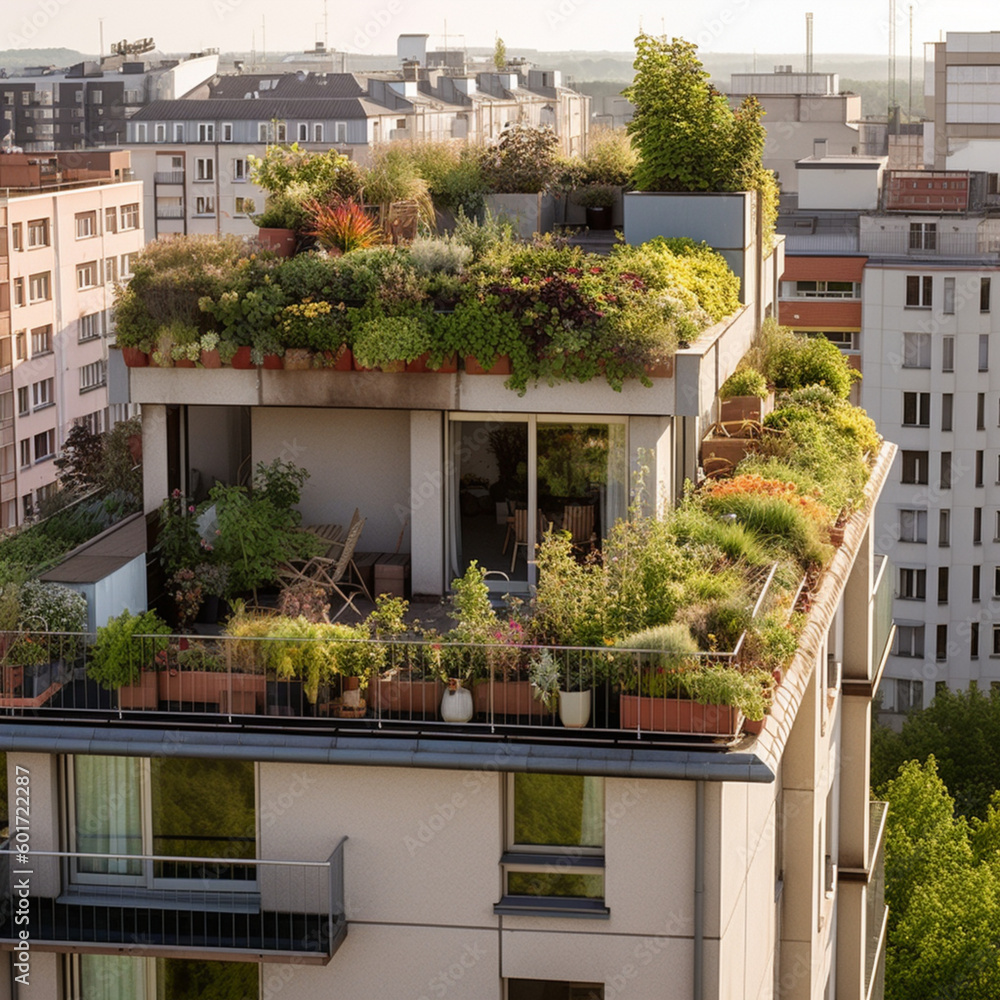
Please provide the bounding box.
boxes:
[278,515,369,620]
[562,504,596,551]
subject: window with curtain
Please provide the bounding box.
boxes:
[501,773,605,906]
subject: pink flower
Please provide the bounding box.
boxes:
[188,505,195,513]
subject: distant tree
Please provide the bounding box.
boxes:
[878,758,1000,999]
[493,35,507,71]
[54,423,105,492]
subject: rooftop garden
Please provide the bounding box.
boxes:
[8,323,880,739]
[112,225,739,393]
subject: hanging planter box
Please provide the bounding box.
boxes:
[406,352,458,373]
[118,671,159,710]
[473,679,551,719]
[261,354,284,370]
[465,354,512,375]
[370,673,444,717]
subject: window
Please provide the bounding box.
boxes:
[940,452,952,490]
[234,196,250,216]
[79,360,106,391]
[18,439,29,468]
[978,393,986,430]
[28,272,50,301]
[154,122,166,142]
[197,123,215,142]
[76,956,260,1000]
[939,509,951,547]
[942,336,955,372]
[936,625,948,661]
[780,280,862,299]
[15,331,25,360]
[944,276,956,314]
[901,450,928,484]
[902,391,930,426]
[899,567,926,600]
[980,334,990,371]
[982,277,992,313]
[195,196,215,216]
[30,325,51,355]
[27,218,49,247]
[12,278,23,307]
[938,567,949,604]
[232,157,247,181]
[276,122,287,142]
[32,378,52,409]
[76,261,98,290]
[941,393,953,432]
[973,564,982,601]
[334,121,347,142]
[508,983,604,1000]
[314,123,324,142]
[994,565,1000,599]
[257,122,269,141]
[104,206,117,234]
[79,311,103,342]
[895,625,924,658]
[16,387,28,415]
[194,157,214,182]
[103,256,117,285]
[297,122,308,141]
[902,332,931,368]
[906,275,933,307]
[173,123,184,142]
[909,222,937,250]
[120,203,139,230]
[74,210,96,239]
[992,625,1000,657]
[33,429,54,461]
[91,90,102,105]
[120,253,136,279]
[221,122,233,142]
[899,509,927,543]
[972,623,980,659]
[498,773,606,916]
[396,118,407,129]
[893,678,923,712]
[977,450,985,487]
[975,507,983,544]
[10,222,22,250]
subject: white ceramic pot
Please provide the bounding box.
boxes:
[558,689,592,728]
[440,683,474,723]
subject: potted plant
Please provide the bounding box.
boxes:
[12,581,87,698]
[529,648,592,728]
[719,367,773,423]
[576,184,617,230]
[88,609,172,710]
[195,563,230,625]
[168,567,203,632]
[199,332,222,368]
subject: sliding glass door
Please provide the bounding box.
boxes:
[448,416,627,590]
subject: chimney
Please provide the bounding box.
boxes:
[813,138,828,158]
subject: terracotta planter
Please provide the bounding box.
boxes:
[743,716,766,736]
[283,348,314,370]
[407,352,458,373]
[230,346,254,369]
[175,358,197,368]
[261,353,284,370]
[257,227,296,257]
[473,679,550,719]
[121,347,149,368]
[379,359,406,373]
[720,392,774,423]
[644,357,675,378]
[828,524,846,547]
[619,693,742,736]
[370,672,444,718]
[200,348,222,369]
[118,671,159,710]
[323,345,353,370]
[465,354,512,375]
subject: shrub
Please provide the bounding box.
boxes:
[577,126,637,187]
[720,367,768,398]
[352,316,431,368]
[480,123,559,193]
[89,609,172,690]
[306,197,380,254]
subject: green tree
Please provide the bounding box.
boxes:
[879,758,1000,999]
[623,34,778,244]
[493,35,507,71]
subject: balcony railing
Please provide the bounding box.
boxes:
[859,231,1000,257]
[866,801,888,1000]
[154,171,185,184]
[0,628,781,745]
[155,205,185,219]
[871,554,894,677]
[0,839,347,962]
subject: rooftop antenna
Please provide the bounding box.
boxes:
[888,0,897,115]
[806,12,813,74]
[908,4,914,120]
[324,0,329,50]
[99,18,104,61]
[261,16,266,68]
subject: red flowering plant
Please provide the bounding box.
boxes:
[169,567,203,632]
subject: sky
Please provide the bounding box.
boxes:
[2,0,994,59]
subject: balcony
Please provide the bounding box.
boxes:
[858,230,1000,258]
[871,554,894,677]
[154,171,185,185]
[0,840,347,963]
[866,801,888,1000]
[155,205,186,219]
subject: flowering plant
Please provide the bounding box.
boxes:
[169,568,204,631]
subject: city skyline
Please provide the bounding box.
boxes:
[2,0,994,61]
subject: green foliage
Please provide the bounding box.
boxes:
[480,123,560,194]
[493,35,507,71]
[361,145,435,224]
[624,33,777,244]
[89,609,172,689]
[759,323,860,399]
[248,143,362,201]
[153,490,204,574]
[352,315,430,368]
[305,197,380,254]
[576,126,637,187]
[720,367,768,399]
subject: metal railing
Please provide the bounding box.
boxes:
[859,230,1000,257]
[155,206,185,219]
[0,619,779,742]
[153,171,185,184]
[866,801,888,1000]
[0,840,347,961]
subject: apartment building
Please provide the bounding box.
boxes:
[0,49,218,152]
[0,195,890,999]
[0,150,144,527]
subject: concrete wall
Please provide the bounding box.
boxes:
[797,166,883,210]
